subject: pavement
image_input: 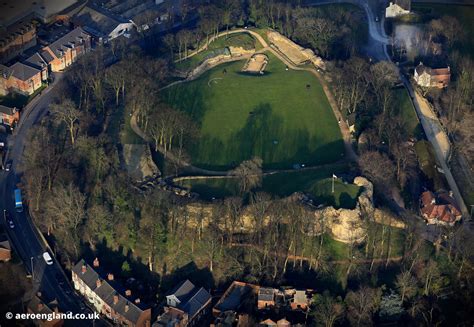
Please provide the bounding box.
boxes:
[0,74,94,326]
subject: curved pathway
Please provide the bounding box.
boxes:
[131,28,357,178]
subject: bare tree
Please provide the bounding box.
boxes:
[312,291,345,327]
[231,157,263,194]
[50,99,82,145]
[345,286,382,327]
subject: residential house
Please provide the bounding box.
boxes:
[257,288,276,310]
[72,258,151,327]
[0,105,20,127]
[0,16,37,64]
[276,318,291,327]
[41,27,91,72]
[385,0,411,18]
[27,293,64,327]
[290,290,308,311]
[260,319,277,326]
[24,52,49,81]
[213,281,257,317]
[0,238,12,262]
[414,62,450,88]
[420,191,462,226]
[155,279,212,326]
[73,4,134,43]
[0,61,43,95]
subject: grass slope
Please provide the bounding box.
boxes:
[176,33,258,71]
[165,52,344,170]
[177,163,359,208]
[393,87,421,138]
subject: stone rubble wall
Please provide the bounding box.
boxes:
[174,177,405,244]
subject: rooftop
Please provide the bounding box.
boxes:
[72,260,148,324]
[8,61,41,81]
[0,0,78,27]
[45,27,90,58]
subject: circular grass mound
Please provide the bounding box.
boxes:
[164,52,344,170]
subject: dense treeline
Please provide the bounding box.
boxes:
[160,0,367,61]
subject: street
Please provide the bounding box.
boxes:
[0,75,93,326]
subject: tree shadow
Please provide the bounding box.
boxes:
[160,261,215,292]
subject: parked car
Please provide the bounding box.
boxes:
[5,161,11,171]
[3,209,14,228]
[43,252,53,265]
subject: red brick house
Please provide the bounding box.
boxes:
[414,63,450,88]
[0,239,11,262]
[72,259,151,327]
[0,61,43,95]
[156,280,212,326]
[41,27,91,72]
[0,105,20,127]
[420,191,462,226]
[27,294,64,327]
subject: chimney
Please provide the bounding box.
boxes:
[125,289,132,297]
[81,265,87,274]
[113,294,119,305]
[93,257,100,267]
[54,307,59,314]
[37,303,44,311]
[107,273,114,281]
[134,298,141,305]
[96,279,102,288]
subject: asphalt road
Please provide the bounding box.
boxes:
[0,75,94,326]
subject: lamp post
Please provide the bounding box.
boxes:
[30,256,34,281]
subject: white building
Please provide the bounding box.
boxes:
[385,0,411,18]
[74,4,134,43]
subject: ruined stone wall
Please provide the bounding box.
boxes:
[177,177,405,244]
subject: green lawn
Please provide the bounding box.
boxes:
[177,163,360,208]
[175,32,258,71]
[393,87,421,138]
[165,51,344,170]
[412,3,474,58]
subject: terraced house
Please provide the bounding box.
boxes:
[41,27,91,72]
[72,258,151,327]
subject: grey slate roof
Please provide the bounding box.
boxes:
[0,105,17,115]
[74,5,129,37]
[168,279,196,303]
[24,52,48,70]
[47,27,89,58]
[394,0,411,10]
[258,288,275,302]
[40,50,55,64]
[215,282,253,312]
[72,260,147,324]
[180,287,211,319]
[8,62,40,81]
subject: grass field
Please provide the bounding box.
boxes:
[165,52,344,170]
[393,87,421,138]
[413,3,474,58]
[177,163,360,208]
